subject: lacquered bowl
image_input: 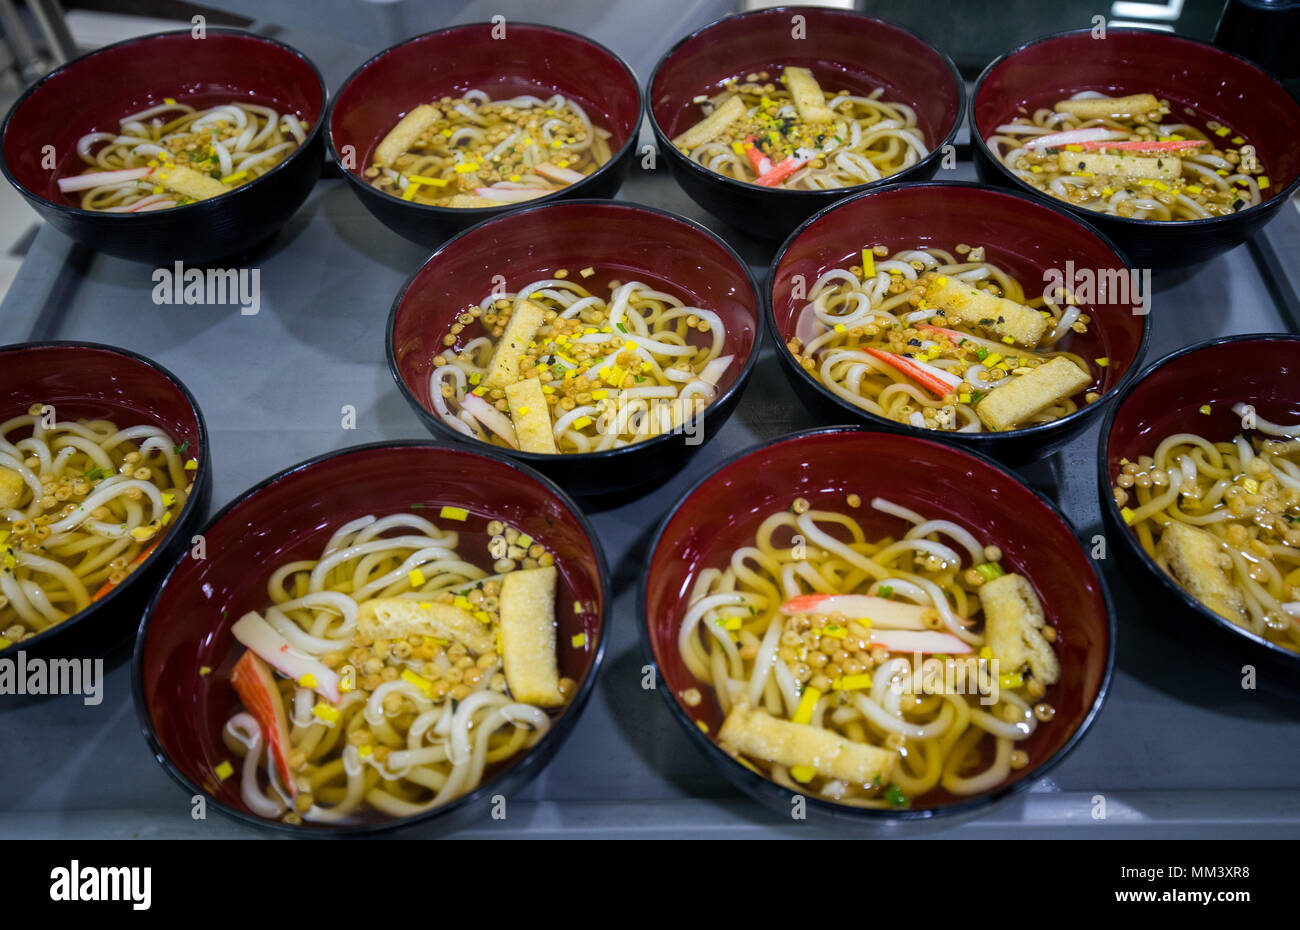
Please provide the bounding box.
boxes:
[641,427,1114,826]
[1099,334,1300,699]
[971,28,1300,270]
[133,441,609,835]
[328,22,643,250]
[1,29,326,265]
[768,181,1150,465]
[647,6,963,240]
[387,199,762,497]
[0,342,211,668]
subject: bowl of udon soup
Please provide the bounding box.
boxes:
[768,181,1149,466]
[134,441,608,834]
[1,29,325,265]
[1101,335,1300,698]
[327,23,643,250]
[388,199,762,497]
[641,428,1113,824]
[971,28,1300,270]
[0,342,211,667]
[647,6,963,240]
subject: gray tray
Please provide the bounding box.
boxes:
[2,11,1299,840]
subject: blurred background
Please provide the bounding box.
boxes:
[0,0,1294,298]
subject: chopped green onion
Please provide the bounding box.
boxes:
[975,562,1005,581]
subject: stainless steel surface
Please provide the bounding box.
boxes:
[0,13,1297,840]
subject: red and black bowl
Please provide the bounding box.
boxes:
[132,440,609,835]
[647,6,963,241]
[971,28,1300,271]
[1,29,326,265]
[327,22,644,250]
[1099,334,1300,700]
[640,427,1114,826]
[768,181,1150,466]
[387,199,763,497]
[0,342,211,671]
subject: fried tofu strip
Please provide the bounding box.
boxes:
[980,573,1060,684]
[499,565,565,706]
[976,357,1091,431]
[483,299,547,390]
[357,598,495,655]
[0,467,25,510]
[1053,93,1160,120]
[719,703,898,786]
[158,164,228,200]
[1068,152,1182,182]
[373,103,439,167]
[504,377,557,454]
[1157,522,1246,622]
[924,276,1049,348]
[672,95,746,150]
[782,66,835,125]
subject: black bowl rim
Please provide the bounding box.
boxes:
[637,424,1118,822]
[968,26,1300,231]
[645,5,966,200]
[764,178,1152,445]
[0,339,211,658]
[385,196,765,467]
[324,20,645,217]
[130,437,612,836]
[1096,331,1300,670]
[0,26,328,220]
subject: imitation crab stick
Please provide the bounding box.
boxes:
[231,611,342,704]
[90,539,160,601]
[461,393,520,448]
[473,185,551,202]
[230,650,297,797]
[868,629,972,654]
[1024,128,1126,150]
[779,593,932,631]
[742,137,772,176]
[742,137,808,187]
[754,155,808,187]
[861,346,960,397]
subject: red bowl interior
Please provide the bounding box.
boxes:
[0,343,203,460]
[391,200,759,425]
[139,443,606,824]
[330,23,640,188]
[645,429,1111,809]
[1106,336,1300,479]
[974,29,1300,202]
[650,8,960,157]
[771,183,1147,407]
[3,30,324,205]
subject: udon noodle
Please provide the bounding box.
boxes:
[365,90,611,207]
[785,244,1097,432]
[678,495,1060,807]
[1113,404,1300,652]
[222,512,576,824]
[673,67,927,190]
[430,274,733,453]
[62,99,309,211]
[0,405,192,646]
[987,92,1270,221]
